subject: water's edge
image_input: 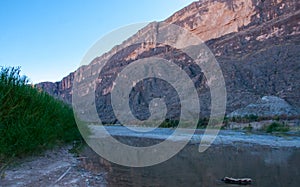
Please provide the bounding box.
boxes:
[80,127,300,187]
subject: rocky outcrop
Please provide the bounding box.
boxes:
[228,96,299,117]
[37,0,300,123]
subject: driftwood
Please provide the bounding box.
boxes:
[222,177,252,185]
[54,167,72,184]
[76,157,88,160]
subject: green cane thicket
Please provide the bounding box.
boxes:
[0,67,81,158]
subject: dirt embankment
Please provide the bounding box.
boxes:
[0,145,107,187]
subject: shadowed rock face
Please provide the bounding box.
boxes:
[37,0,300,123]
[36,72,74,104]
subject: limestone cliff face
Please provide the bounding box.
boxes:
[166,0,299,41]
[166,0,257,41]
[37,0,300,122]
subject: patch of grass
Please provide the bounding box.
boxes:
[243,124,253,132]
[265,122,290,133]
[68,139,85,157]
[229,114,259,123]
[158,117,219,129]
[159,119,179,128]
[0,67,81,159]
[228,114,300,123]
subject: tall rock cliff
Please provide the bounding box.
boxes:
[37,0,300,123]
[36,72,74,104]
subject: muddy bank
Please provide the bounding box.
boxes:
[79,127,300,187]
[0,145,107,187]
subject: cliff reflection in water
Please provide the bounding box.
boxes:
[79,134,300,187]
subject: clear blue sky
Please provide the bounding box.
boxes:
[0,0,195,83]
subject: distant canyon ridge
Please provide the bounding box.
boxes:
[36,0,300,123]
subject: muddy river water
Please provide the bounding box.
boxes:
[80,126,300,187]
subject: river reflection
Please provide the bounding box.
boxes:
[80,135,300,187]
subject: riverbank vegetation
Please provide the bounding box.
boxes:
[0,67,81,160]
